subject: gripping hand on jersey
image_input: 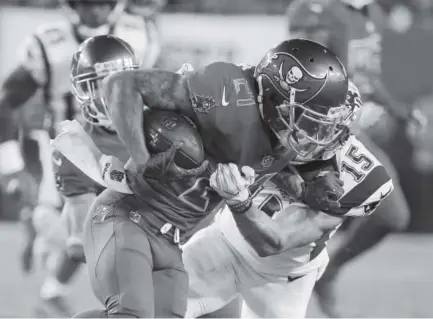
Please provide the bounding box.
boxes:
[209,163,255,205]
[302,171,344,214]
[141,142,209,181]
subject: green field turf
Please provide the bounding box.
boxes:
[0,222,432,318]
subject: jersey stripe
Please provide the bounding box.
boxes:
[339,164,391,212]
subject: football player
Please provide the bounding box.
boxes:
[0,0,161,316]
[183,120,393,317]
[286,0,411,316]
[56,34,211,318]
[65,39,353,318]
[93,38,394,317]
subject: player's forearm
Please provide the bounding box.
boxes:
[0,98,17,143]
[276,208,343,252]
[0,66,39,142]
[102,70,150,168]
[232,205,343,257]
[231,206,284,257]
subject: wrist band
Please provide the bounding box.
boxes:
[228,197,253,215]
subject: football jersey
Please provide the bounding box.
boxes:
[120,63,293,244]
[185,62,292,174]
[216,135,393,277]
[19,13,159,133]
[53,122,128,197]
[287,0,386,98]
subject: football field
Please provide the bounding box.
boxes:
[0,222,432,318]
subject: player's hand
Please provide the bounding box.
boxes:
[142,142,209,181]
[209,163,255,204]
[0,170,38,208]
[302,171,344,213]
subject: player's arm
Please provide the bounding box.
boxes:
[101,69,195,169]
[231,204,343,257]
[53,150,100,259]
[0,35,45,173]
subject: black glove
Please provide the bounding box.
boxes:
[142,142,209,181]
[302,171,344,214]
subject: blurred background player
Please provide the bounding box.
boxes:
[286,0,418,316]
[0,0,162,316]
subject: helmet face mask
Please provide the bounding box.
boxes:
[70,35,140,129]
[268,97,349,162]
[255,39,352,163]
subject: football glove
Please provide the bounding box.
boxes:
[209,163,255,204]
[302,171,344,214]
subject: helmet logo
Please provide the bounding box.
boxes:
[286,66,303,85]
[275,62,306,92]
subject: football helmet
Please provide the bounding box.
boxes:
[255,38,353,162]
[59,0,126,38]
[70,35,140,128]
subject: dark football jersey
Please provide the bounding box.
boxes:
[122,62,294,243]
[186,62,291,174]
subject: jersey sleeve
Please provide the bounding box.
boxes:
[52,149,102,197]
[337,136,394,217]
[17,34,48,86]
[185,62,272,166]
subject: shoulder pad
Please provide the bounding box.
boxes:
[35,22,71,46]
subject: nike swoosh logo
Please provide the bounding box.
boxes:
[52,155,62,167]
[222,86,229,106]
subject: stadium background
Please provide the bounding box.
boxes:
[0,0,432,317]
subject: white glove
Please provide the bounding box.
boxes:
[209,163,255,204]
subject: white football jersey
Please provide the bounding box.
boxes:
[216,135,393,277]
[18,13,160,132]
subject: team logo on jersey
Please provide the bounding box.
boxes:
[94,205,114,222]
[256,52,328,105]
[191,94,216,113]
[160,116,179,129]
[129,211,142,224]
[261,155,274,168]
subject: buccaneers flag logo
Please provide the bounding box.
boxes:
[256,52,328,105]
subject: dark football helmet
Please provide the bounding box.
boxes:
[70,34,140,128]
[255,38,354,163]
